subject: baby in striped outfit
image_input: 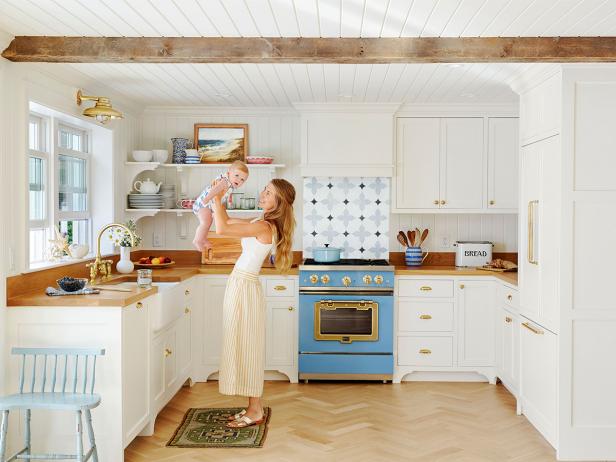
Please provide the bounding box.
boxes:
[192,160,249,251]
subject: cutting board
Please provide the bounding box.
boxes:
[477,266,518,273]
[201,233,242,264]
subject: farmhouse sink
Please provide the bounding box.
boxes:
[112,281,181,331]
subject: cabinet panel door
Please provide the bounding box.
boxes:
[458,280,496,366]
[488,118,519,209]
[202,277,227,366]
[266,300,297,367]
[441,118,484,209]
[151,334,165,406]
[164,329,177,390]
[177,307,192,378]
[396,118,440,209]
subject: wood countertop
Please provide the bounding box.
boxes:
[8,263,515,308]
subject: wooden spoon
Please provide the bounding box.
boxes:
[419,229,429,246]
[397,231,409,248]
[407,230,414,247]
[409,230,416,247]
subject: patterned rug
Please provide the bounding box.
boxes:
[166,407,271,448]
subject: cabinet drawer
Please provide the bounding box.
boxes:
[397,336,453,366]
[499,285,519,310]
[398,299,454,332]
[397,279,453,298]
[265,278,297,297]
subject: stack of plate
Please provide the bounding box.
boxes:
[160,184,176,209]
[128,193,163,209]
[184,155,201,164]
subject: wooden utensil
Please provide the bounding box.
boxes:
[397,231,409,248]
[409,230,417,247]
[406,230,413,247]
[419,229,429,246]
[90,286,133,292]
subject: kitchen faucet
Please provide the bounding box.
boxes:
[87,223,135,282]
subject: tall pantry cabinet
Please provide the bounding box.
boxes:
[513,65,616,461]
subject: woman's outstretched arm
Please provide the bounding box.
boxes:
[212,195,271,241]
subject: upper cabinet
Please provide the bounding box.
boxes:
[296,103,399,177]
[394,116,518,213]
[519,73,561,146]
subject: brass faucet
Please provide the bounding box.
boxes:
[87,223,135,283]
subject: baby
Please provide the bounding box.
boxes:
[192,160,249,251]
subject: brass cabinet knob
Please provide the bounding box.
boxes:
[507,294,513,301]
[419,314,432,320]
[184,307,191,314]
[363,274,372,284]
[440,200,446,205]
[489,200,495,205]
[460,284,465,289]
[310,274,318,284]
[342,276,351,287]
[136,302,143,309]
[321,275,330,284]
[505,316,512,323]
[433,200,439,205]
[288,306,294,311]
[274,285,287,291]
[185,289,190,296]
[374,275,383,285]
[419,349,432,355]
[164,348,172,357]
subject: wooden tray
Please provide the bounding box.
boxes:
[202,233,242,264]
[134,261,175,268]
[477,266,517,273]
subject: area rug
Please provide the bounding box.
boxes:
[166,407,271,448]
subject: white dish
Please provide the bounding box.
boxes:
[132,150,153,162]
[152,149,168,163]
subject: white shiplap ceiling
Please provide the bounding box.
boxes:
[2,0,614,107]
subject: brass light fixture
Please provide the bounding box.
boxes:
[76,89,123,124]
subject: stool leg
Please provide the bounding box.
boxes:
[75,410,83,462]
[0,410,9,462]
[84,409,98,462]
[24,409,31,456]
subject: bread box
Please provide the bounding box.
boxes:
[454,241,493,267]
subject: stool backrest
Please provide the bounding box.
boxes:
[11,347,105,395]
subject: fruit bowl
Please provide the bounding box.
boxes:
[57,277,88,292]
[134,261,175,269]
[246,156,274,164]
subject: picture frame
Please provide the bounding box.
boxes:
[193,123,248,163]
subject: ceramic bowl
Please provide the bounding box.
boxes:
[246,156,274,164]
[152,149,168,163]
[133,150,153,162]
[56,277,88,292]
[68,243,89,259]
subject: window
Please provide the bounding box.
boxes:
[27,114,92,266]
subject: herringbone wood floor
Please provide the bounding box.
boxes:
[125,381,557,462]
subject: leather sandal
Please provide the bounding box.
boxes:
[227,409,246,421]
[226,414,264,428]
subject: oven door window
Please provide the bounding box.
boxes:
[314,300,379,343]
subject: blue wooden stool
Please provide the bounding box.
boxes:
[0,347,105,462]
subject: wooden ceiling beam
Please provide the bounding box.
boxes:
[3,36,616,63]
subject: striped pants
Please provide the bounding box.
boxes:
[219,268,266,398]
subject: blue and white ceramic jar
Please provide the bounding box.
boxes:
[405,246,424,266]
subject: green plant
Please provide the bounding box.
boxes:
[111,219,142,247]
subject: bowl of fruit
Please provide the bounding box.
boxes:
[135,256,175,268]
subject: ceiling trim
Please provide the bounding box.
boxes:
[4,37,616,63]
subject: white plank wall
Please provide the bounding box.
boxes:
[135,109,302,249]
[390,213,518,253]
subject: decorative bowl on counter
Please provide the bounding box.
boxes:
[56,277,88,292]
[246,156,274,164]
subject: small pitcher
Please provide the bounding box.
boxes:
[405,246,429,266]
[170,137,191,164]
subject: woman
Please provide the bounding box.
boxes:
[211,178,296,429]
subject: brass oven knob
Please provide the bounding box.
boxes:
[342,276,351,287]
[310,274,318,284]
[363,274,372,284]
[321,274,330,284]
[374,275,384,285]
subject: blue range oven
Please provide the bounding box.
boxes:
[298,259,394,382]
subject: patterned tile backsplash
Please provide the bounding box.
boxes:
[303,177,390,259]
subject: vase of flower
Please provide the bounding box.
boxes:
[116,245,134,274]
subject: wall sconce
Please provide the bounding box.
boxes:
[76,89,123,124]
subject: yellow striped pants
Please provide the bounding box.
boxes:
[218,268,266,398]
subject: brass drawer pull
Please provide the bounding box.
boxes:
[440,200,446,205]
[507,294,513,301]
[184,307,191,314]
[185,289,190,296]
[522,322,544,335]
[288,306,294,311]
[419,314,432,320]
[489,200,495,205]
[274,285,287,291]
[419,286,432,292]
[459,284,465,289]
[505,316,512,323]
[164,348,172,357]
[136,302,143,309]
[419,349,432,355]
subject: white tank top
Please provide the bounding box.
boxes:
[233,219,274,274]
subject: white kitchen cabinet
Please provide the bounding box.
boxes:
[265,300,298,380]
[488,118,519,210]
[519,73,561,146]
[519,316,557,447]
[519,135,560,334]
[457,280,496,368]
[495,306,519,398]
[197,275,227,381]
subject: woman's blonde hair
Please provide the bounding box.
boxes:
[264,179,296,273]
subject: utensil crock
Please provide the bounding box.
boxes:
[405,247,429,266]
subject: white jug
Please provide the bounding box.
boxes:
[134,178,162,194]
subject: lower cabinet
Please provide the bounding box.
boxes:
[457,280,496,367]
[520,316,558,447]
[496,306,520,397]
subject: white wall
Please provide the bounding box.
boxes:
[135,108,302,249]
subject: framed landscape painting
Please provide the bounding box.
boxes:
[194,123,248,163]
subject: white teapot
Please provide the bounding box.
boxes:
[134,178,162,194]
